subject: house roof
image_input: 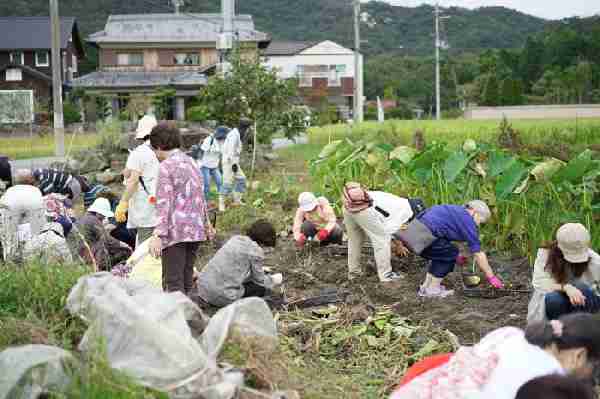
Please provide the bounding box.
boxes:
[88,14,270,47]
[264,41,316,56]
[0,63,52,83]
[0,17,79,51]
[72,71,208,89]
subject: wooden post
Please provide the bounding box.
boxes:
[50,0,65,157]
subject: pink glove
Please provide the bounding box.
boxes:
[487,275,504,289]
[317,229,330,241]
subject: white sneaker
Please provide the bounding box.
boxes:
[418,286,455,298]
[380,272,405,282]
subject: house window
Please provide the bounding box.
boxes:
[5,68,22,81]
[117,53,144,66]
[174,53,201,65]
[10,52,24,65]
[297,65,329,87]
[35,51,49,67]
[71,55,78,73]
[328,65,346,87]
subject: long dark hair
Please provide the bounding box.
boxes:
[516,374,596,399]
[542,240,589,284]
[525,313,600,360]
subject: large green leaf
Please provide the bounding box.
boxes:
[496,161,528,199]
[390,146,417,164]
[318,140,343,159]
[409,144,449,183]
[488,150,517,178]
[551,150,594,184]
[443,151,470,183]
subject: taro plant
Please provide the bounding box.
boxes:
[311,138,600,259]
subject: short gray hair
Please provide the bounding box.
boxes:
[466,200,491,223]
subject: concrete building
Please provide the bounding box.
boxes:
[73,13,269,120]
[263,40,362,120]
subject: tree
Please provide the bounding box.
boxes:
[197,51,307,143]
[482,73,500,106]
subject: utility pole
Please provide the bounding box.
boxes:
[50,0,64,157]
[353,0,363,123]
[434,3,449,121]
[172,0,184,14]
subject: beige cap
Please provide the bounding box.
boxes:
[135,115,158,139]
[557,223,590,263]
[466,200,491,223]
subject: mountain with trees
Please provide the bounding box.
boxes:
[0,0,546,56]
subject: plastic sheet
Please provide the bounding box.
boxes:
[0,345,74,399]
[66,273,277,398]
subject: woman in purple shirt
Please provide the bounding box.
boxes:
[148,124,215,294]
[416,200,503,298]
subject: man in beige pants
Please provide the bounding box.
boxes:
[343,182,414,282]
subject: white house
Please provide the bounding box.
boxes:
[263,40,363,119]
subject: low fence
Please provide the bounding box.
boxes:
[465,104,600,120]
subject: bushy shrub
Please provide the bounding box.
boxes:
[63,101,82,125]
[186,105,210,122]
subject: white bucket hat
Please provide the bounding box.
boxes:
[136,115,158,139]
[298,192,319,212]
[88,198,114,218]
[557,223,590,263]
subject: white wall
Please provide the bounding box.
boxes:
[465,105,600,120]
[263,41,359,79]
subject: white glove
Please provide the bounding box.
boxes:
[271,273,283,287]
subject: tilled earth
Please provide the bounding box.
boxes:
[197,234,532,344]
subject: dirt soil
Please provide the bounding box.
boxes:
[198,234,532,345]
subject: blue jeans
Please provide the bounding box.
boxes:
[420,238,460,278]
[545,282,600,320]
[201,166,222,200]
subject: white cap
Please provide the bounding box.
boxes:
[88,198,114,218]
[271,273,283,287]
[557,223,591,263]
[298,192,318,212]
[135,115,158,139]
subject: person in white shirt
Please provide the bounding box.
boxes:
[200,126,227,211]
[220,118,251,210]
[114,114,159,246]
[527,223,600,324]
[390,313,600,399]
[342,182,414,282]
[0,184,45,261]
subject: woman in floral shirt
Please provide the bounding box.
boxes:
[148,124,214,294]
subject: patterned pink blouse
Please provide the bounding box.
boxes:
[153,150,212,249]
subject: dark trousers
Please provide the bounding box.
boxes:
[301,221,344,246]
[421,238,460,278]
[243,281,267,298]
[545,282,600,320]
[162,241,200,294]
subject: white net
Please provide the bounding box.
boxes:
[0,90,34,123]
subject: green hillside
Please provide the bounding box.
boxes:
[0,0,546,55]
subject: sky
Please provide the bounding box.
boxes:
[372,1,600,20]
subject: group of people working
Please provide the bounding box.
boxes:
[2,118,600,398]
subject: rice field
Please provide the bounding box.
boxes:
[308,118,600,149]
[0,133,100,159]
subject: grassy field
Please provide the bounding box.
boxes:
[0,133,100,159]
[308,118,600,149]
